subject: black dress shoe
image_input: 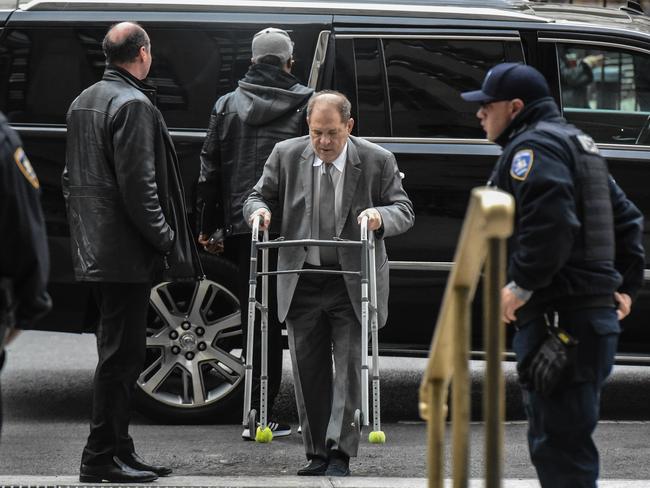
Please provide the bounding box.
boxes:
[297,457,328,476]
[79,459,158,483]
[116,452,173,477]
[325,452,350,477]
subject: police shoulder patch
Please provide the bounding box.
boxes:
[575,134,600,155]
[510,149,534,181]
[14,147,39,189]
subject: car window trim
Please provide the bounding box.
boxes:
[308,30,330,89]
[378,38,393,137]
[335,34,521,41]
[13,125,650,149]
[539,37,650,57]
[15,126,650,153]
[367,137,494,144]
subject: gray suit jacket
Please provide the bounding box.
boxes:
[243,135,414,327]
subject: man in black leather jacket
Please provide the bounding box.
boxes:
[196,27,313,440]
[462,63,644,488]
[63,22,200,483]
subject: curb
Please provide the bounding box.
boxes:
[0,476,649,488]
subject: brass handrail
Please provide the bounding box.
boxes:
[419,186,514,488]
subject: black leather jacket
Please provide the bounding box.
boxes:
[197,63,313,237]
[63,67,201,282]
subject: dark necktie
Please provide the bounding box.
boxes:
[319,163,338,265]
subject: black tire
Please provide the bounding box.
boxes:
[134,253,245,423]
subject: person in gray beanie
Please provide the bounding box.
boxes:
[196,27,313,440]
[251,27,294,64]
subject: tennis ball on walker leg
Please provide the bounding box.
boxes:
[368,431,386,444]
[255,426,273,443]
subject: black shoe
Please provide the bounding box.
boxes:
[325,452,350,477]
[297,457,328,476]
[116,452,173,477]
[79,459,158,483]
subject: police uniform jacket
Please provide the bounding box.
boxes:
[0,112,51,329]
[490,97,644,319]
[63,67,201,283]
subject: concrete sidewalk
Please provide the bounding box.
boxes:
[1,476,649,487]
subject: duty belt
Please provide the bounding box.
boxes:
[515,294,615,326]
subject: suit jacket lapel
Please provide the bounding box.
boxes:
[337,139,361,236]
[300,144,314,228]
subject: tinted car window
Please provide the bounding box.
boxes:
[0,26,314,129]
[333,37,359,134]
[557,43,650,144]
[354,38,389,137]
[0,28,102,124]
[383,38,524,138]
[342,37,524,138]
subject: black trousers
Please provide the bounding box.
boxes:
[513,307,619,488]
[286,270,361,460]
[226,234,283,415]
[81,282,150,466]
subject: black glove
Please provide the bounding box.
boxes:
[518,326,578,397]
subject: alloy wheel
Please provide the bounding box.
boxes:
[137,279,244,410]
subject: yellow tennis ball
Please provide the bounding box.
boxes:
[368,430,386,444]
[255,426,273,443]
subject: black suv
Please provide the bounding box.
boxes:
[1,0,648,422]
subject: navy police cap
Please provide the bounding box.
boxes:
[461,63,550,104]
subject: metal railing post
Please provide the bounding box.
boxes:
[484,238,506,488]
[419,187,514,488]
[452,287,470,488]
[427,378,447,488]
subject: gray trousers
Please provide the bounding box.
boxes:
[286,270,361,460]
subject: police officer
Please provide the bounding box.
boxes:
[0,110,51,437]
[461,63,644,488]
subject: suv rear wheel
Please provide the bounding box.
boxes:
[135,255,244,423]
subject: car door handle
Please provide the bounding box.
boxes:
[612,135,637,142]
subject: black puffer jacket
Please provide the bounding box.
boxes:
[197,63,313,236]
[63,67,201,283]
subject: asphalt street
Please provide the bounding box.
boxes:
[1,331,650,486]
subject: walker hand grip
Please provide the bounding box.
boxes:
[360,214,369,242]
[251,213,263,241]
[359,214,374,245]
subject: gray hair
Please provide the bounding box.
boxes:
[306,90,351,122]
